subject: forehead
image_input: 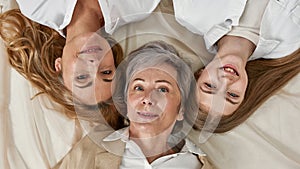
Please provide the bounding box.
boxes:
[130,65,178,83]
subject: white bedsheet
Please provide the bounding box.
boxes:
[0,1,300,169]
[190,73,300,169]
[0,41,78,168]
[0,2,78,168]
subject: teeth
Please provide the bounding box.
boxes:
[88,48,98,52]
[80,48,101,54]
[224,67,234,73]
[223,67,237,75]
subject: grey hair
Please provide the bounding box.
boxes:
[112,40,198,126]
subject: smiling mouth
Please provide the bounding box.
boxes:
[221,65,239,76]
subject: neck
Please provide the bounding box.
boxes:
[129,125,175,163]
[66,0,103,42]
[217,35,256,67]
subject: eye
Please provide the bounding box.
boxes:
[204,83,216,89]
[134,86,144,91]
[227,92,239,98]
[76,74,90,82]
[158,87,168,93]
[101,70,112,75]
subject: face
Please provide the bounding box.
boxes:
[127,67,183,136]
[197,55,248,116]
[56,32,115,105]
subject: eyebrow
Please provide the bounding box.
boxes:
[133,78,144,82]
[74,81,93,88]
[133,78,172,85]
[200,87,240,105]
[155,80,172,85]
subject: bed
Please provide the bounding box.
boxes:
[1,1,299,169]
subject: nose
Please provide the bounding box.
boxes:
[142,99,153,105]
[78,53,102,65]
[141,92,156,106]
[216,75,238,93]
[87,55,101,65]
[223,75,239,84]
[218,71,239,86]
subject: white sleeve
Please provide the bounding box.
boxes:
[173,0,247,52]
[227,0,270,45]
[16,0,77,37]
[98,0,160,34]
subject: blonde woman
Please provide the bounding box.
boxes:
[0,9,125,129]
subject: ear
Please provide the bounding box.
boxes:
[177,110,184,121]
[55,58,62,72]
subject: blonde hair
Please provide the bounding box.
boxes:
[194,48,300,133]
[0,9,125,129]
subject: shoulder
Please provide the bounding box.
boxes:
[16,0,77,35]
[53,125,117,169]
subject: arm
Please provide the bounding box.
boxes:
[216,0,269,60]
[217,0,269,60]
[226,0,269,46]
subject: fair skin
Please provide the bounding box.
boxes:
[127,67,183,163]
[197,35,255,115]
[55,0,115,104]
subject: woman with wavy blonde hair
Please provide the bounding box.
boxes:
[0,9,125,129]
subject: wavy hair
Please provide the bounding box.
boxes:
[0,9,125,129]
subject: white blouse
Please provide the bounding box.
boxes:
[16,0,300,59]
[103,127,206,169]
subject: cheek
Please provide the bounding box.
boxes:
[104,80,112,90]
[126,94,142,120]
[61,64,74,90]
[239,75,248,93]
[127,93,141,108]
[166,95,180,111]
[197,70,210,84]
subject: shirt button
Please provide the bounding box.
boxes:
[224,19,233,26]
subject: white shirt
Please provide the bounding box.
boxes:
[16,0,300,59]
[103,127,206,169]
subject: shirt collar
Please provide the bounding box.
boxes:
[103,127,130,142]
[182,139,206,156]
[103,127,206,156]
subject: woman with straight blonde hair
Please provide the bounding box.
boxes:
[194,47,300,133]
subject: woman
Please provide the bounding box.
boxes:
[53,41,212,169]
[193,0,300,132]
[194,41,300,133]
[194,0,300,115]
[0,9,125,129]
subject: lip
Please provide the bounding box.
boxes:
[221,64,239,76]
[137,111,159,119]
[78,46,102,54]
